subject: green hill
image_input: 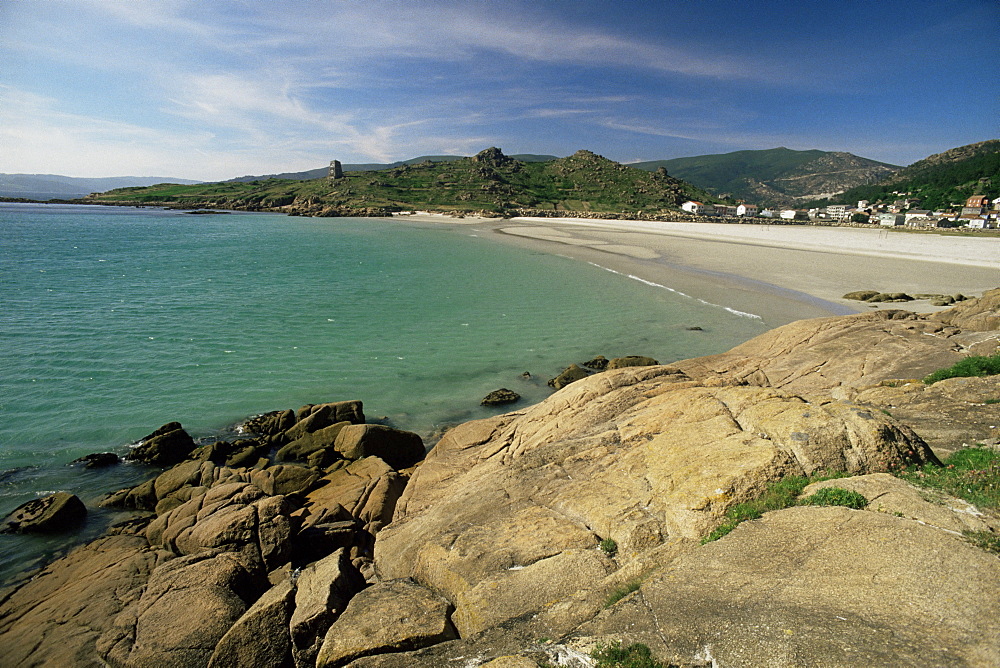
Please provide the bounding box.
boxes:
[226,154,559,183]
[632,147,899,207]
[88,148,716,216]
[812,140,1000,211]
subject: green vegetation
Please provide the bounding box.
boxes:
[922,353,1000,384]
[599,537,618,557]
[632,147,898,207]
[964,530,1000,555]
[702,472,848,543]
[87,148,717,216]
[605,581,642,608]
[896,446,1000,512]
[814,139,1000,212]
[800,487,868,509]
[591,641,672,668]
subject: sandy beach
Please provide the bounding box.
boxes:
[393,212,1000,328]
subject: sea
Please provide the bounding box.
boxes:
[0,203,770,583]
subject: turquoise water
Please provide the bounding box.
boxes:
[0,203,769,580]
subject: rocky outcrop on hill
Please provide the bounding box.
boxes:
[2,290,998,667]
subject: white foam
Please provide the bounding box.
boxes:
[587,262,763,320]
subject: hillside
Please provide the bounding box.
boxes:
[88,148,717,216]
[815,139,1000,211]
[0,173,202,200]
[632,147,900,207]
[225,154,559,183]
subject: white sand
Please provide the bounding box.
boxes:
[511,217,1000,268]
[381,213,1000,327]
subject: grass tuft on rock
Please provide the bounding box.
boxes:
[702,471,848,543]
[895,446,1000,511]
[599,537,618,557]
[964,530,1000,554]
[923,353,1000,384]
[800,487,868,509]
[605,581,642,608]
[591,641,673,668]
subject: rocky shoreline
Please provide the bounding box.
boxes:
[2,291,999,666]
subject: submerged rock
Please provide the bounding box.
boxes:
[71,452,120,469]
[481,388,521,406]
[607,355,659,369]
[547,363,589,389]
[1,491,86,534]
[126,422,197,466]
[581,355,609,370]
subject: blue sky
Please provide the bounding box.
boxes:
[1,0,997,181]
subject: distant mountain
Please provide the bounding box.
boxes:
[89,148,717,216]
[816,140,1000,211]
[631,148,900,207]
[224,154,559,183]
[0,174,202,200]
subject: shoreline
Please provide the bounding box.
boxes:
[393,212,1000,327]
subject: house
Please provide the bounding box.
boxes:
[904,209,933,225]
[877,213,905,226]
[681,201,703,214]
[736,203,758,217]
[961,196,991,218]
[965,217,998,229]
[825,204,852,221]
[779,209,799,220]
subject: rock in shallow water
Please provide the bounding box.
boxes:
[71,452,120,468]
[125,422,197,466]
[1,491,86,534]
[481,388,521,406]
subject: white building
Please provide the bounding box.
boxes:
[825,204,852,221]
[877,213,905,226]
[736,204,758,216]
[681,201,703,214]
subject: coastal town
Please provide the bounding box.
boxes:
[682,194,1000,228]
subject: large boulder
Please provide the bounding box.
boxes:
[316,579,457,667]
[849,375,1000,458]
[547,363,589,389]
[0,535,161,666]
[375,367,935,636]
[1,491,86,533]
[99,552,256,668]
[126,422,197,467]
[607,355,658,369]
[242,409,296,438]
[290,548,367,668]
[671,309,977,397]
[577,506,1000,666]
[209,577,297,668]
[334,425,424,469]
[145,481,294,574]
[285,401,365,441]
[931,286,1000,331]
[277,421,350,464]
